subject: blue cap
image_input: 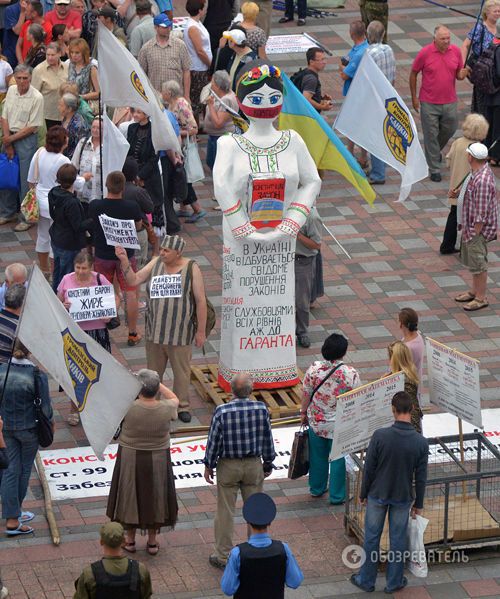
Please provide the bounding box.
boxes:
[242,493,277,526]
[154,13,172,27]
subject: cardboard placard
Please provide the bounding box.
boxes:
[98,214,140,249]
[67,285,117,322]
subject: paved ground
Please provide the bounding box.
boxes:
[1,0,500,597]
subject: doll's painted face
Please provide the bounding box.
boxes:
[238,84,284,120]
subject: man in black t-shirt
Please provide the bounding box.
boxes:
[88,171,143,346]
[300,47,333,113]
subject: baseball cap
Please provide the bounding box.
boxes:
[55,0,71,5]
[154,13,173,27]
[223,29,246,46]
[97,6,116,18]
[466,142,488,160]
[242,493,277,526]
[100,522,124,548]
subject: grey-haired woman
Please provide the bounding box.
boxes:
[59,92,90,158]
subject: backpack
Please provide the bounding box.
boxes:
[90,559,142,599]
[290,68,315,91]
[469,44,500,95]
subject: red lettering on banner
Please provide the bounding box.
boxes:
[44,459,56,465]
[240,335,295,350]
[107,453,117,460]
[188,446,198,452]
[70,456,85,463]
[57,458,70,464]
[170,447,181,453]
[200,445,206,451]
[86,455,97,461]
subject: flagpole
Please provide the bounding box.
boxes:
[322,223,352,259]
[0,264,36,409]
[99,94,104,196]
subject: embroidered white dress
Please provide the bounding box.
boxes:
[213,129,321,390]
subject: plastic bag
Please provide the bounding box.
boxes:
[407,514,429,578]
[20,188,39,223]
[0,153,20,190]
[183,136,205,184]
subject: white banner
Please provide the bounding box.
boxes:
[18,266,141,459]
[68,285,116,322]
[38,427,298,500]
[330,372,405,461]
[265,34,318,55]
[334,53,428,201]
[150,274,182,299]
[102,111,130,187]
[98,215,140,250]
[425,337,482,429]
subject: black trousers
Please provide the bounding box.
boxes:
[486,105,500,160]
[440,205,457,254]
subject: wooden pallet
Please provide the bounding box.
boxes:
[191,364,303,419]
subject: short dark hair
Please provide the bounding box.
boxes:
[321,333,348,361]
[57,163,78,189]
[45,125,68,153]
[52,23,67,40]
[350,19,366,39]
[135,0,151,14]
[399,307,418,332]
[306,46,323,65]
[106,171,125,194]
[392,391,413,414]
[186,0,204,16]
[30,0,44,17]
[122,156,139,182]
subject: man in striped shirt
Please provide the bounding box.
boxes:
[204,373,276,570]
[0,285,25,364]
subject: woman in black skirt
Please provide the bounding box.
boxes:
[57,251,112,426]
[107,369,179,555]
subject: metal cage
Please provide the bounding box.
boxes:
[345,432,500,551]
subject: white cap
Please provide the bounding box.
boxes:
[223,29,246,46]
[466,142,489,160]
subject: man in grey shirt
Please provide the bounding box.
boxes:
[295,207,322,349]
[129,0,155,57]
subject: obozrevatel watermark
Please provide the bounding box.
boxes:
[341,544,469,569]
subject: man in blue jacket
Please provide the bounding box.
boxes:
[221,493,303,598]
[351,391,429,594]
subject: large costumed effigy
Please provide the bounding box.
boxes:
[213,62,321,392]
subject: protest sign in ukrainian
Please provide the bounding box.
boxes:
[265,34,318,55]
[150,275,183,299]
[98,214,140,250]
[330,372,405,460]
[425,337,482,429]
[67,285,117,322]
[18,266,141,459]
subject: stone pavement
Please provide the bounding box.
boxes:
[1,0,500,597]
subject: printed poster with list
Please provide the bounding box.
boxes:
[425,337,482,428]
[330,372,405,461]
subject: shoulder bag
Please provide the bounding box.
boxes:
[187,260,216,338]
[20,148,42,224]
[33,367,54,448]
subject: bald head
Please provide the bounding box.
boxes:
[231,373,254,399]
[5,263,28,286]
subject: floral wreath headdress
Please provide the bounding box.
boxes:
[240,64,282,86]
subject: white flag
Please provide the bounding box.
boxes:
[102,110,130,186]
[17,266,141,459]
[97,22,180,153]
[335,53,428,201]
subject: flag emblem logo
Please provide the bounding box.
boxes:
[130,71,149,102]
[383,98,413,165]
[62,329,102,412]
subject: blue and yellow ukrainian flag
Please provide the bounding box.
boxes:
[278,73,376,205]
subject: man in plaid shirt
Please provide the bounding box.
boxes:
[204,373,276,570]
[455,143,498,312]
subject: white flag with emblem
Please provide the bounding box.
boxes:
[97,22,180,153]
[17,265,141,459]
[334,52,428,201]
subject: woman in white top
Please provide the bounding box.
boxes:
[27,126,88,277]
[72,116,103,206]
[183,0,212,125]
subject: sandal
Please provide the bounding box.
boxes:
[67,412,80,426]
[6,523,34,536]
[147,542,159,556]
[464,299,489,311]
[454,292,475,303]
[123,541,136,553]
[19,511,35,523]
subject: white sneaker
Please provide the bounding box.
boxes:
[1,586,9,598]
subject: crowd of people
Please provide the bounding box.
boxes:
[0,0,497,597]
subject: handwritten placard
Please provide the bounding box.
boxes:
[149,275,183,299]
[67,285,117,322]
[98,215,140,249]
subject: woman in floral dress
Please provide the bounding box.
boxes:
[301,333,360,504]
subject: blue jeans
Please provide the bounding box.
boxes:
[308,427,346,504]
[14,134,38,204]
[0,188,18,219]
[1,429,39,520]
[354,497,411,593]
[369,154,386,182]
[206,135,219,171]
[52,245,79,292]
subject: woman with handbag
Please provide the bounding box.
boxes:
[0,339,54,536]
[67,38,100,114]
[106,369,179,555]
[301,333,360,504]
[162,79,207,223]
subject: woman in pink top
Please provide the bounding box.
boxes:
[57,251,112,425]
[399,307,424,387]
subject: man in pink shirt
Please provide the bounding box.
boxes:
[45,0,82,39]
[409,25,469,182]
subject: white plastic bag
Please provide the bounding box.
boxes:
[407,514,429,578]
[183,136,205,183]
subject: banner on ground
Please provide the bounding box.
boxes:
[266,34,318,55]
[17,266,141,459]
[67,285,116,322]
[97,22,180,153]
[425,337,482,429]
[330,372,405,461]
[98,215,140,250]
[334,52,428,202]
